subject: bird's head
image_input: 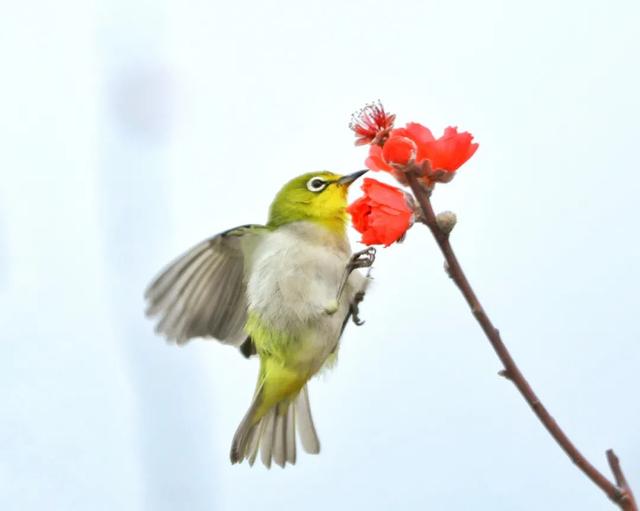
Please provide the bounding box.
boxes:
[268,170,368,234]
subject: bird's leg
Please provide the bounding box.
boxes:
[339,290,367,333]
[326,248,376,315]
[337,291,367,342]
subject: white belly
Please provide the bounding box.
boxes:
[246,222,367,369]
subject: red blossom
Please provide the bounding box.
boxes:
[366,122,479,179]
[421,126,479,172]
[382,136,417,165]
[349,101,396,146]
[347,178,414,247]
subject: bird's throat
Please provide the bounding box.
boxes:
[311,213,347,236]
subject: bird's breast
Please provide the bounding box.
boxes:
[245,222,357,367]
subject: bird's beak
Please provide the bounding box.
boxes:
[337,169,368,187]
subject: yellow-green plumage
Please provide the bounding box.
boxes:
[244,311,309,418]
[144,170,369,468]
[268,171,350,234]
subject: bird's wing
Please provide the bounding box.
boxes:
[144,224,266,346]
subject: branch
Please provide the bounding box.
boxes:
[608,450,637,510]
[405,170,637,511]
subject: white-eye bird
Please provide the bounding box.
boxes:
[144,170,375,468]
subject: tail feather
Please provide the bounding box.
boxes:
[285,405,296,464]
[230,384,320,467]
[295,385,320,454]
[260,407,276,468]
[229,386,263,465]
[272,411,287,467]
[246,422,262,466]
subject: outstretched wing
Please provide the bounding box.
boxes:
[144,225,265,345]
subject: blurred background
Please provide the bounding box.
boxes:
[1,0,639,509]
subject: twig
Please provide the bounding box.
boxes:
[405,170,637,510]
[608,450,637,510]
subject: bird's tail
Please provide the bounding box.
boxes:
[230,385,320,468]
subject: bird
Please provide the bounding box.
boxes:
[144,169,375,468]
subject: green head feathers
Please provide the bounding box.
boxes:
[267,170,367,234]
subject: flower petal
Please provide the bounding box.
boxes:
[363,178,412,213]
[365,144,393,172]
[348,178,413,246]
[404,122,435,146]
[382,136,417,165]
[422,126,479,172]
[390,122,435,164]
[346,196,371,232]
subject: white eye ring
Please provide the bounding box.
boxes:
[306,177,327,192]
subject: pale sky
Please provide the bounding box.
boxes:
[1,1,639,510]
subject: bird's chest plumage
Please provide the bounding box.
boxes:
[246,222,359,370]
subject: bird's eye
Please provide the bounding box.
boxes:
[306,177,327,192]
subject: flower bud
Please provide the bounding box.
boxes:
[382,136,417,165]
[436,211,457,234]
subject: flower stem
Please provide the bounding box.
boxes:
[405,171,637,511]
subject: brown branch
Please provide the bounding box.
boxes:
[405,170,637,511]
[608,450,637,510]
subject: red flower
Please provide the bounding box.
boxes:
[366,122,479,176]
[421,126,479,172]
[382,136,416,165]
[347,178,414,247]
[349,101,396,146]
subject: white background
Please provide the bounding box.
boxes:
[1,1,638,510]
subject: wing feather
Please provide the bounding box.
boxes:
[145,225,264,345]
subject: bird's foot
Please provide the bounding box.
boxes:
[334,248,376,308]
[350,291,366,325]
[348,247,376,272]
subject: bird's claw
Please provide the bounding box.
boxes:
[334,249,375,311]
[348,247,376,272]
[350,291,366,326]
